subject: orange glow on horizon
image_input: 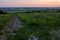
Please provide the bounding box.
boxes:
[0,0,60,7]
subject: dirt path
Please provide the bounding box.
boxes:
[0,14,60,40]
[0,14,23,40]
[5,14,22,32]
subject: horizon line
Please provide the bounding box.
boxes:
[0,6,60,8]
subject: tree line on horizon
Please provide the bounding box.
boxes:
[0,10,7,14]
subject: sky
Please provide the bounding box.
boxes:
[0,0,60,7]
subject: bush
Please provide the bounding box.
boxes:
[0,10,7,14]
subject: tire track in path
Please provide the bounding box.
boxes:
[0,14,23,40]
[5,14,23,32]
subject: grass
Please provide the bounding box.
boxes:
[18,13,60,29]
[4,12,60,40]
[0,14,13,30]
[15,12,60,40]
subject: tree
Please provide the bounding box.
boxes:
[0,10,7,14]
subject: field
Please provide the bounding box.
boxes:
[13,12,60,40]
[18,12,60,29]
[0,11,60,40]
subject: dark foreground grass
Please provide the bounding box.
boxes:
[6,12,60,40]
[12,12,60,40]
[0,14,13,30]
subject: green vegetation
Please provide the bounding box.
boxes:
[0,14,13,30]
[0,10,7,14]
[13,12,60,40]
[17,13,60,29]
[0,10,60,40]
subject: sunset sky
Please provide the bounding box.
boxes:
[0,0,60,7]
